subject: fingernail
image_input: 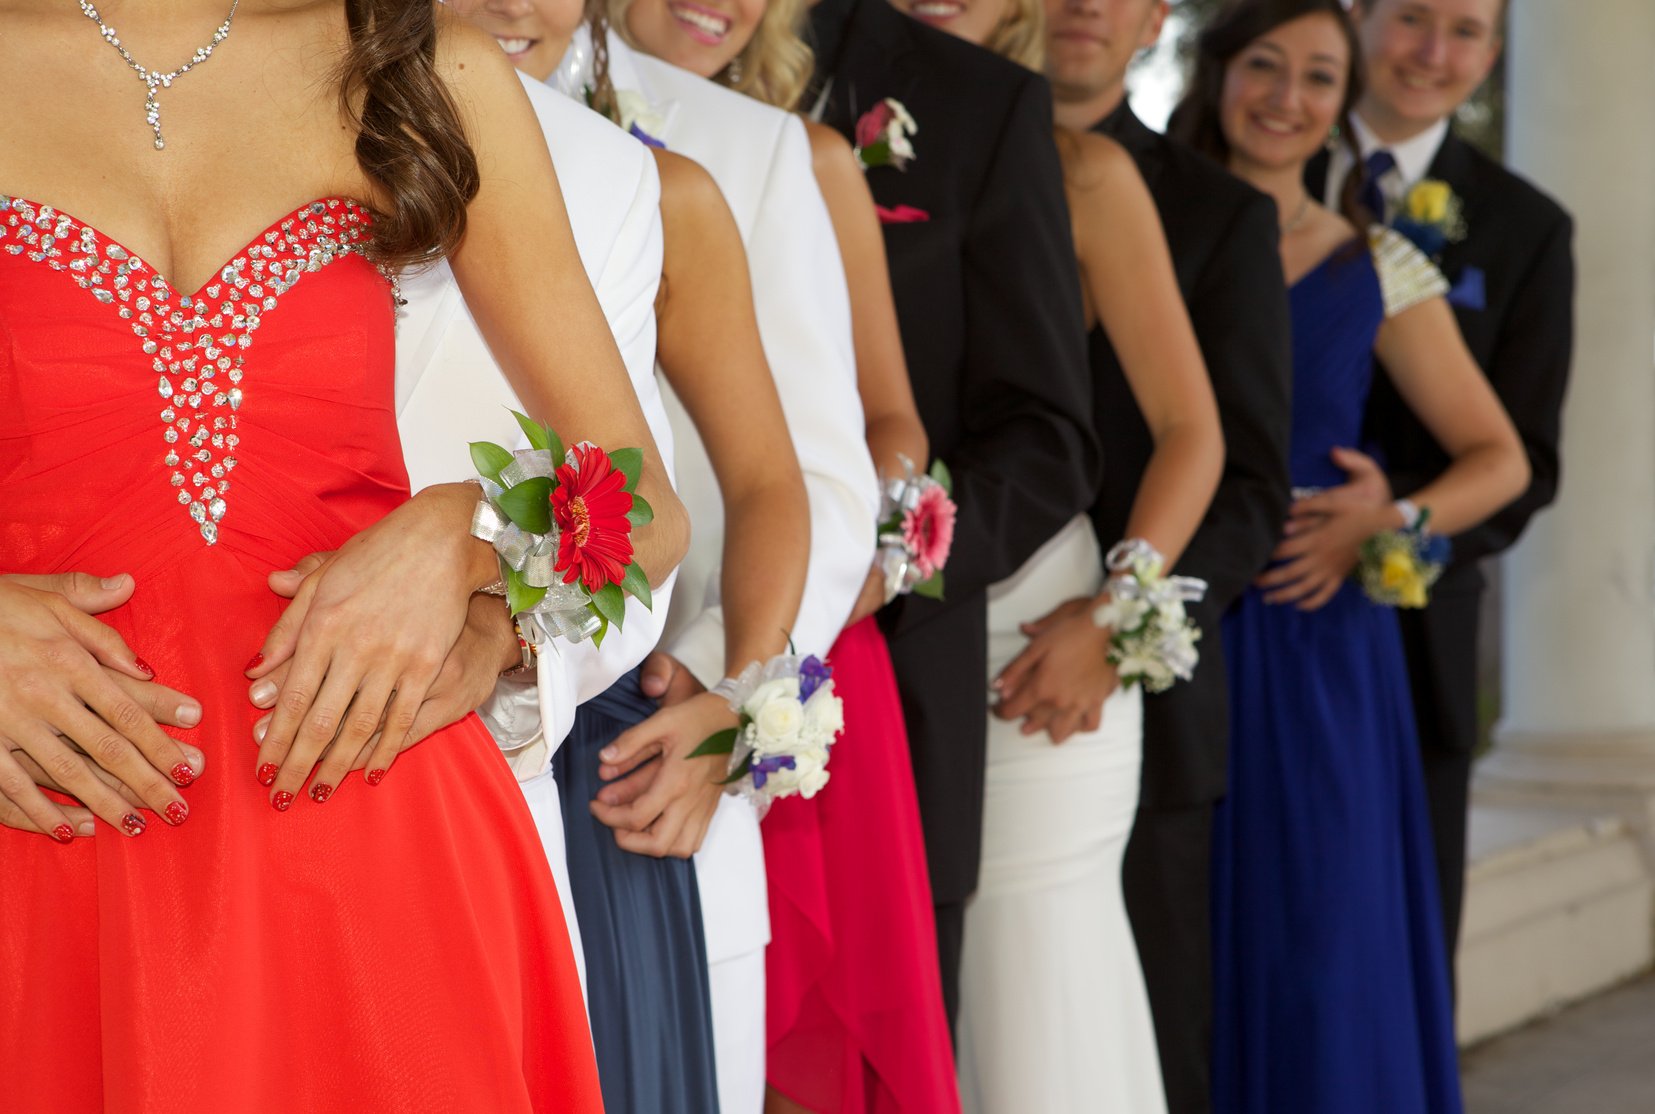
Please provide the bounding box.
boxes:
[77,820,96,837]
[250,681,277,706]
[256,762,278,787]
[100,575,127,590]
[170,762,197,787]
[53,824,74,844]
[165,801,189,825]
[272,791,295,812]
[177,702,202,727]
[134,657,156,679]
[245,651,265,674]
[600,746,618,762]
[310,783,333,804]
[120,813,146,837]
[365,769,386,787]
[254,720,268,742]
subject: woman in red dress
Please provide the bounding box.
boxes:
[0,1,686,1110]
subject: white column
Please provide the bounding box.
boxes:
[1483,0,1655,789]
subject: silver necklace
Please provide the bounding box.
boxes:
[1280,194,1313,236]
[79,0,241,151]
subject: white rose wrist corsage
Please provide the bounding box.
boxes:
[1092,538,1207,695]
[690,652,845,816]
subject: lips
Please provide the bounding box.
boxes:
[909,0,965,24]
[669,2,732,45]
[495,36,538,59]
[1249,113,1303,136]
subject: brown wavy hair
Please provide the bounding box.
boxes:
[1168,0,1367,227]
[609,0,815,112]
[338,0,480,270]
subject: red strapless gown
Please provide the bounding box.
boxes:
[0,196,603,1113]
[763,617,960,1113]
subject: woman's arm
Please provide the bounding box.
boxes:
[1070,131,1223,568]
[441,23,687,580]
[803,121,928,625]
[1371,300,1530,533]
[994,133,1223,743]
[590,150,811,858]
[248,23,688,807]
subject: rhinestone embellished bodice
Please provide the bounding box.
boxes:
[0,196,409,567]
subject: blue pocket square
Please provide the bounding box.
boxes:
[1447,266,1486,310]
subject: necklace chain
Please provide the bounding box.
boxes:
[78,0,241,151]
[1280,194,1313,236]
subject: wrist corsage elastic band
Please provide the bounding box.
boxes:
[690,651,845,816]
[876,454,957,604]
[468,410,654,648]
[1092,538,1207,695]
[1357,501,1450,609]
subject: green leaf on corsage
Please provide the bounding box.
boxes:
[505,565,547,617]
[610,447,644,493]
[688,727,740,759]
[497,476,553,534]
[929,458,953,494]
[511,410,550,452]
[912,570,945,600]
[590,581,627,629]
[627,493,654,527]
[469,441,514,485]
[619,561,653,612]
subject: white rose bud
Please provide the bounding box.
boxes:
[753,696,804,754]
[743,677,799,719]
[802,685,845,742]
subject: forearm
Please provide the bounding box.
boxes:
[865,412,929,481]
[1396,442,1529,538]
[718,483,811,675]
[1118,419,1224,576]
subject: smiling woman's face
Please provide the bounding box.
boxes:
[1219,11,1351,172]
[446,0,583,82]
[623,0,767,79]
[886,0,1011,49]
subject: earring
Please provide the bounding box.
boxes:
[1325,121,1342,151]
[726,53,745,84]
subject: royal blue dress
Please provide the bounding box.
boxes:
[1211,233,1463,1114]
[556,668,722,1113]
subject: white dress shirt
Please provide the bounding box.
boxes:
[1323,115,1452,213]
[394,72,674,994]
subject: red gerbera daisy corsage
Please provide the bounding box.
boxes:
[552,442,636,593]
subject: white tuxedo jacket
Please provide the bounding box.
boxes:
[394,74,674,991]
[594,37,879,965]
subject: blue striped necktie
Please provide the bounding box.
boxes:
[1359,149,1397,220]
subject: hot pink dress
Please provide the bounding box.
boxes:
[763,616,961,1112]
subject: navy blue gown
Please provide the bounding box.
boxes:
[556,668,722,1113]
[1211,237,1463,1114]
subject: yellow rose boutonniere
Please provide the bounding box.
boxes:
[1393,179,1466,258]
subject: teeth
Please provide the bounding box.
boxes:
[1399,74,1437,90]
[495,37,534,53]
[911,1,961,13]
[671,6,730,36]
[1254,117,1298,135]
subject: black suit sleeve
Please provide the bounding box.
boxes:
[1171,191,1293,610]
[1451,209,1574,566]
[920,73,1097,607]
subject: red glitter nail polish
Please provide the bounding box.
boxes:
[365,769,386,786]
[134,657,156,679]
[310,783,333,804]
[245,651,265,673]
[256,762,278,787]
[165,801,189,825]
[52,824,74,844]
[171,762,197,787]
[120,813,146,837]
[272,791,295,812]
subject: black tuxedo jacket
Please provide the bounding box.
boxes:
[1308,132,1575,755]
[809,0,1098,905]
[1091,104,1293,809]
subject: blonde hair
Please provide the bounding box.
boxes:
[985,0,1046,72]
[608,0,815,111]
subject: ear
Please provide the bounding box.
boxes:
[1143,1,1170,49]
